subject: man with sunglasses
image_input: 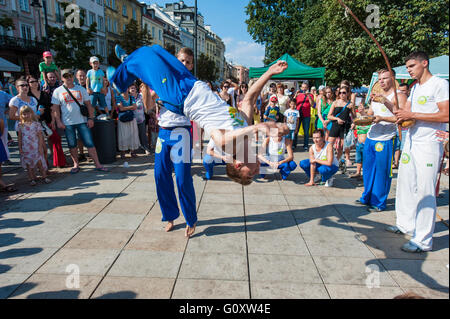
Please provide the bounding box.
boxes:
[51,69,107,174]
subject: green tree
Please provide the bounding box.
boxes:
[196,53,219,82]
[47,22,97,70]
[0,15,15,31]
[246,0,449,86]
[118,19,153,54]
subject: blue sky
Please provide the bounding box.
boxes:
[143,0,266,67]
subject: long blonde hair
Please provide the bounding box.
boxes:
[19,106,39,124]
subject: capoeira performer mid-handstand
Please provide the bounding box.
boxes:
[387,51,449,253]
[109,44,289,236]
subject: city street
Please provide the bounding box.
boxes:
[0,139,448,299]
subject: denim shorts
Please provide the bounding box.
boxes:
[355,141,364,164]
[65,123,95,149]
[90,92,107,109]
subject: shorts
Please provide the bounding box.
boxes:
[90,92,107,109]
[286,129,296,141]
[355,141,364,164]
[329,121,346,139]
[65,123,95,149]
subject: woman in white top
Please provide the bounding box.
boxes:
[300,129,339,187]
[276,83,290,119]
[258,135,297,180]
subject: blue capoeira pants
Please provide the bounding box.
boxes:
[155,127,197,227]
[260,161,298,180]
[110,44,197,115]
[299,159,338,182]
[359,137,395,210]
[203,154,226,180]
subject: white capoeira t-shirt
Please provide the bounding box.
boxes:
[367,91,398,141]
[406,76,449,144]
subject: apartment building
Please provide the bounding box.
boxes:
[141,5,163,47]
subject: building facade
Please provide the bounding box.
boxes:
[141,5,164,47]
[0,0,45,76]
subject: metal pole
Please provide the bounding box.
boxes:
[43,0,50,50]
[194,0,197,77]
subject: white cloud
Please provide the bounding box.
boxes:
[224,37,265,68]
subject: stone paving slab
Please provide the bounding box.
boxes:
[0,145,448,299]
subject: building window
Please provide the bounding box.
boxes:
[96,0,103,5]
[0,0,6,5]
[122,5,127,17]
[99,40,105,57]
[123,24,126,32]
[98,16,104,32]
[105,0,110,7]
[20,24,34,40]
[11,0,17,10]
[111,0,116,10]
[159,30,162,41]
[132,8,136,20]
[152,26,155,38]
[113,19,117,34]
[19,0,30,12]
[89,12,95,26]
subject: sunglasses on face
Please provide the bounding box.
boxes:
[18,84,29,88]
[339,91,347,95]
[28,80,38,84]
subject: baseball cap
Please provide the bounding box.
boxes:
[43,51,52,58]
[318,85,326,91]
[90,56,99,63]
[61,69,73,77]
[270,96,278,102]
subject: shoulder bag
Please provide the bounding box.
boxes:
[63,85,89,117]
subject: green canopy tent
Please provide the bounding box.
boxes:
[365,55,449,104]
[249,53,325,87]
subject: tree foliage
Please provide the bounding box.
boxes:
[118,19,153,54]
[0,14,15,31]
[196,53,219,82]
[246,0,449,86]
[48,21,97,70]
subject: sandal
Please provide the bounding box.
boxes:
[70,167,80,174]
[30,180,37,186]
[0,185,17,193]
[95,166,109,172]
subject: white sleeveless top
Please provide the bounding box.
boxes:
[266,137,286,162]
[313,142,338,166]
[367,91,398,141]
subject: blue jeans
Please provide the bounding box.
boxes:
[90,92,107,109]
[355,141,365,164]
[260,161,298,180]
[297,116,310,149]
[299,159,338,182]
[65,123,95,149]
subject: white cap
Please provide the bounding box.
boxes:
[318,85,326,90]
[284,89,292,95]
[90,56,99,63]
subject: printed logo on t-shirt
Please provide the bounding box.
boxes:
[162,78,167,84]
[375,142,384,152]
[401,153,410,164]
[426,163,433,167]
[62,91,82,104]
[380,105,388,113]
[417,96,428,105]
[228,107,244,127]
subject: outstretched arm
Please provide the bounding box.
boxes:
[240,61,288,123]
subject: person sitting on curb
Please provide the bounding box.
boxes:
[258,135,297,180]
[300,129,339,187]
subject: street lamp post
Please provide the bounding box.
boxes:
[194,0,197,77]
[31,0,50,50]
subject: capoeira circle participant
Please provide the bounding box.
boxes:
[387,51,449,253]
[356,69,407,212]
[258,135,297,180]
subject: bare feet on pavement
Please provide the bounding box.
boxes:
[165,221,174,232]
[185,223,196,238]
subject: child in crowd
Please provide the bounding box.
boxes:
[39,51,60,87]
[350,104,371,178]
[258,135,297,180]
[86,56,108,116]
[17,106,51,186]
[264,95,280,122]
[0,118,17,192]
[284,99,300,141]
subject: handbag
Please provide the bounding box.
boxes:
[327,101,350,131]
[118,110,134,122]
[63,85,89,117]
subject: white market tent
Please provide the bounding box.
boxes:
[365,55,449,104]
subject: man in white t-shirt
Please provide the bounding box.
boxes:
[387,51,449,253]
[357,69,407,212]
[52,69,107,173]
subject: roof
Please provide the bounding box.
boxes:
[249,53,325,80]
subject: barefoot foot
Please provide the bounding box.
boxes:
[165,221,174,232]
[305,181,316,186]
[185,223,196,238]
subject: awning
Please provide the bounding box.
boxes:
[0,57,21,72]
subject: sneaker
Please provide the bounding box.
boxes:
[115,44,128,62]
[385,225,403,234]
[401,242,425,253]
[325,177,334,187]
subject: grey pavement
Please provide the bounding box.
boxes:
[0,139,448,299]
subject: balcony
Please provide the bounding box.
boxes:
[0,35,46,53]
